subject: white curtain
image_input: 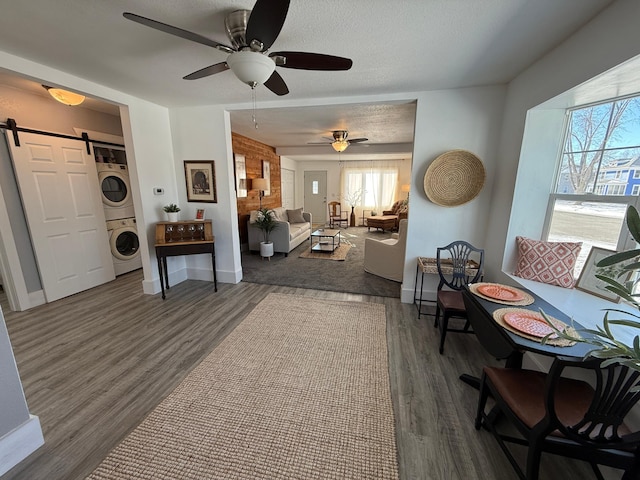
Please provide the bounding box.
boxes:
[340,160,401,223]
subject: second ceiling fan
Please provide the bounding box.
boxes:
[123,0,353,96]
[309,130,369,152]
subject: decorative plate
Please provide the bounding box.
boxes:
[476,283,525,302]
[503,311,558,339]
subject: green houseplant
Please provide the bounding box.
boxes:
[543,205,640,373]
[163,203,181,213]
[253,207,279,258]
[163,203,181,222]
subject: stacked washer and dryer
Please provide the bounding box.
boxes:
[94,146,142,276]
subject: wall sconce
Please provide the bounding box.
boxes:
[252,178,269,208]
[42,85,86,106]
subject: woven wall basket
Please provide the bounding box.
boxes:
[423,150,486,207]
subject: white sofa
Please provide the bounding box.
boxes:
[363,219,408,281]
[247,207,312,256]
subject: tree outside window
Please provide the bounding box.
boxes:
[546,95,640,277]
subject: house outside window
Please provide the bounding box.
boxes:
[545,94,640,276]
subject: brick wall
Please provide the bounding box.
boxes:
[232,132,281,243]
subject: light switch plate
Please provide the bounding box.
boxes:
[153,187,164,195]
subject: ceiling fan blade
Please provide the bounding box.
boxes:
[270,51,353,71]
[245,0,290,52]
[348,138,369,143]
[123,12,234,53]
[183,62,229,80]
[264,70,289,96]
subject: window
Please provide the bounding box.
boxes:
[312,181,318,195]
[341,162,400,212]
[546,95,640,276]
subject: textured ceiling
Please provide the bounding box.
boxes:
[0,0,614,160]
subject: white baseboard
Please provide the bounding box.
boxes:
[0,415,44,477]
[141,267,240,295]
[26,290,46,310]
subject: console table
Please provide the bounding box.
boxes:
[155,220,217,300]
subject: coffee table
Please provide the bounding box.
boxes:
[310,228,340,252]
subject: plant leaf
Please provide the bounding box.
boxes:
[627,205,640,244]
[597,249,640,267]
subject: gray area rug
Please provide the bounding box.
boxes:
[87,293,399,480]
[241,227,401,297]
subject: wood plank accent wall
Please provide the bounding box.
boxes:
[232,132,281,244]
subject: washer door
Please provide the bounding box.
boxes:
[110,227,140,261]
[99,171,131,208]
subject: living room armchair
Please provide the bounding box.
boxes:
[363,219,408,282]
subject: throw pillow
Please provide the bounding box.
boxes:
[513,236,582,288]
[287,208,306,224]
[248,210,259,224]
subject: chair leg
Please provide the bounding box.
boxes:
[525,439,544,480]
[475,372,489,430]
[434,305,441,327]
[439,315,449,354]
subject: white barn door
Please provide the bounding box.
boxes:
[7,132,115,302]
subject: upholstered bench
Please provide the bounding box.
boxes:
[367,215,397,232]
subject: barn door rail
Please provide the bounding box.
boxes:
[0,118,124,154]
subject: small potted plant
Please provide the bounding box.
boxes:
[163,203,181,222]
[253,207,279,259]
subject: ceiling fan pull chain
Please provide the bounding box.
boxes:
[252,87,259,129]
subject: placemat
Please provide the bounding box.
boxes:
[492,307,578,347]
[469,282,534,306]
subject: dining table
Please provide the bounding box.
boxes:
[460,284,595,387]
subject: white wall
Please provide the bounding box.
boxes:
[488,0,640,284]
[169,106,242,284]
[402,85,507,302]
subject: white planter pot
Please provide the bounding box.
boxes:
[260,241,274,258]
[166,212,179,222]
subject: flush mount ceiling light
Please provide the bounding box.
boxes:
[43,85,86,106]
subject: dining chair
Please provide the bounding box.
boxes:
[328,201,348,228]
[475,356,640,480]
[434,240,484,354]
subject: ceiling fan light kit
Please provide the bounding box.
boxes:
[123,0,353,96]
[226,51,275,88]
[331,140,349,152]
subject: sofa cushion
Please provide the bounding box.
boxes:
[272,207,288,222]
[289,222,310,240]
[287,208,306,224]
[248,210,260,224]
[513,236,582,288]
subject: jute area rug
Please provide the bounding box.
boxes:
[298,243,351,260]
[87,293,399,480]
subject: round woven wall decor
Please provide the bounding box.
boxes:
[423,150,485,207]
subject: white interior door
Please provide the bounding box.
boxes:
[7,131,115,302]
[304,171,327,225]
[281,168,295,210]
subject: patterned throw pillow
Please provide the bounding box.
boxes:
[513,236,582,288]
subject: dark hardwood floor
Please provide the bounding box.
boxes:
[0,272,614,479]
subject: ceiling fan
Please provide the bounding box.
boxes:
[308,130,369,152]
[123,0,353,96]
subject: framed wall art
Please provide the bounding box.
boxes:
[262,160,271,196]
[234,154,247,198]
[184,160,217,203]
[576,246,629,302]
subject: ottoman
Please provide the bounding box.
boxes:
[366,215,397,232]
